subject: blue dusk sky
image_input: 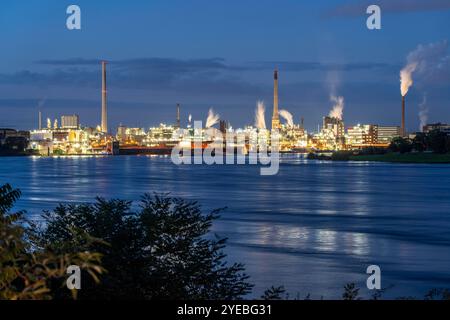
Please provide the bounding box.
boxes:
[0,0,449,132]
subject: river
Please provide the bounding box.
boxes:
[1,155,450,299]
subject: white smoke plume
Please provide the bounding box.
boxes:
[279,109,294,127]
[400,40,450,96]
[254,101,266,129]
[419,93,429,132]
[329,95,344,120]
[188,114,192,123]
[205,108,220,128]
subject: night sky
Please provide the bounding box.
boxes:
[0,0,449,132]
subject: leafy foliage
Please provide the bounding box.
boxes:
[39,193,253,300]
[412,133,428,152]
[426,130,449,154]
[0,184,103,300]
[389,137,413,154]
[342,283,360,300]
[424,288,450,300]
[391,130,450,154]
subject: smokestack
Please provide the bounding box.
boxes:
[271,69,281,130]
[176,103,180,128]
[101,61,108,133]
[402,95,406,137]
[38,111,42,130]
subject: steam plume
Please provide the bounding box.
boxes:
[188,114,192,123]
[419,93,428,131]
[279,109,294,127]
[254,101,266,129]
[205,108,220,128]
[37,97,46,109]
[400,40,450,96]
[329,95,344,120]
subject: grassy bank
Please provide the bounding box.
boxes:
[349,152,450,163]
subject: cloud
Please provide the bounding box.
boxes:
[0,69,98,86]
[401,40,450,92]
[250,61,395,72]
[3,79,450,131]
[25,57,247,91]
[325,0,450,18]
[36,58,102,66]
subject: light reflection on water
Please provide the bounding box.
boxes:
[1,155,450,298]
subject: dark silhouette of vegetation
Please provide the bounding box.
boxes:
[38,194,253,300]
[389,137,413,154]
[307,152,332,160]
[0,137,31,156]
[0,184,102,300]
[331,151,353,161]
[390,130,450,154]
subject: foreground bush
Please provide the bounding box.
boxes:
[38,194,253,300]
[0,184,102,300]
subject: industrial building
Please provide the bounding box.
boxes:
[377,126,401,144]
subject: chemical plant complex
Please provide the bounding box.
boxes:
[1,62,449,157]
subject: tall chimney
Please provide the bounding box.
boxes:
[401,95,405,137]
[176,103,180,128]
[38,111,42,130]
[101,61,108,133]
[271,69,281,130]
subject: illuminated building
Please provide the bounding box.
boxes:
[61,115,80,129]
[422,123,450,134]
[312,116,345,150]
[101,61,108,133]
[323,116,345,138]
[271,70,281,131]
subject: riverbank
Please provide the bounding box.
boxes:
[307,151,450,163]
[349,152,450,163]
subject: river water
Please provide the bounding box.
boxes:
[1,155,450,299]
